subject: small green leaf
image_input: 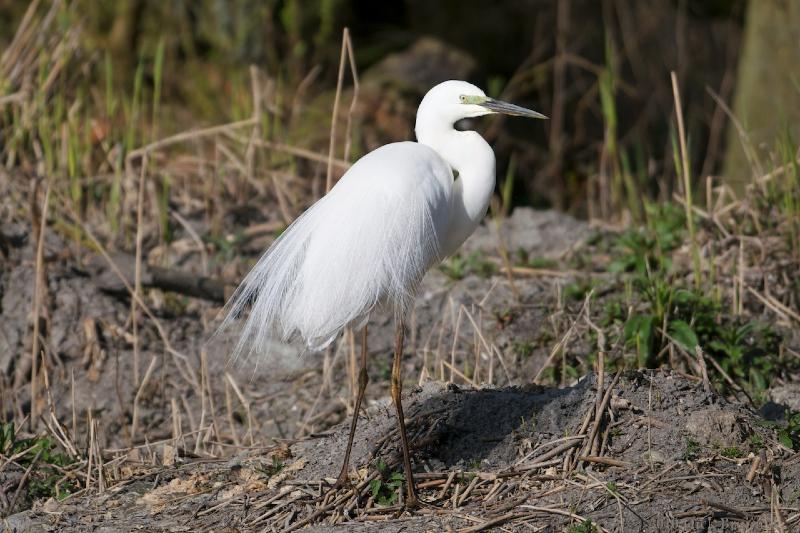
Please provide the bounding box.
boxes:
[669,320,698,351]
[369,479,382,498]
[750,368,767,392]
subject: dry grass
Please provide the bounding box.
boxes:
[0,2,798,530]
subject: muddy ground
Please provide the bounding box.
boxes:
[6,372,800,531]
[1,209,799,531]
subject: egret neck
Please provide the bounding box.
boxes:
[415,122,495,258]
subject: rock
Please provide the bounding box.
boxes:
[3,510,47,532]
[758,401,787,421]
[363,37,476,94]
[642,450,667,464]
[685,408,750,447]
[0,264,35,376]
[355,37,478,148]
[768,384,800,411]
[462,207,589,258]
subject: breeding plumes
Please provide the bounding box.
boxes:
[220,80,546,505]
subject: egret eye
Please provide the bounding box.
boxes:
[461,94,489,105]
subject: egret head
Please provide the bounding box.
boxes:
[417,80,547,130]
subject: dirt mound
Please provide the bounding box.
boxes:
[8,370,798,532]
[2,206,799,531]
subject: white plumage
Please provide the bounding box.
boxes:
[224,142,452,354]
[217,79,546,505]
[219,80,546,361]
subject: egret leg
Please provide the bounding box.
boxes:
[391,318,418,507]
[334,326,369,488]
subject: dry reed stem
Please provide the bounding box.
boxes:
[341,30,360,165]
[507,265,575,277]
[747,286,800,324]
[326,28,349,192]
[199,348,221,454]
[519,506,610,532]
[130,355,158,444]
[224,132,351,169]
[43,410,78,458]
[70,368,77,443]
[577,455,630,467]
[171,397,181,445]
[92,418,105,493]
[223,379,241,448]
[126,118,257,162]
[490,213,520,301]
[131,152,148,387]
[583,371,620,458]
[0,0,41,71]
[449,302,464,383]
[534,290,593,383]
[671,71,701,289]
[170,210,208,274]
[584,314,606,418]
[245,66,261,196]
[247,67,294,225]
[462,306,512,384]
[29,180,51,426]
[706,87,764,180]
[85,411,93,487]
[224,372,254,446]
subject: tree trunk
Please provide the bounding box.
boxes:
[723,0,800,190]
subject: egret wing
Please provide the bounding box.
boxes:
[218,141,453,359]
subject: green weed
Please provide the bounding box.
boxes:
[369,460,404,506]
[720,446,744,459]
[494,307,518,328]
[0,423,78,507]
[258,456,285,477]
[749,433,765,450]
[564,279,596,301]
[513,340,535,359]
[501,153,517,217]
[600,298,625,327]
[608,202,685,275]
[683,438,701,461]
[623,313,658,367]
[515,248,557,269]
[440,251,497,280]
[778,411,800,451]
[568,519,597,533]
[606,200,789,397]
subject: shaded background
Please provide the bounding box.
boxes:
[1,2,800,521]
[6,0,796,220]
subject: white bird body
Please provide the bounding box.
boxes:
[221,80,544,359]
[281,141,454,350]
[220,79,546,504]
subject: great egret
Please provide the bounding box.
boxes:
[220,80,546,506]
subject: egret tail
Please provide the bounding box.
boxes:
[216,142,452,361]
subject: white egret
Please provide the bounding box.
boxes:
[220,80,546,505]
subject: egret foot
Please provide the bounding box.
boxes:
[332,470,353,491]
[317,470,355,503]
[410,495,438,510]
[405,492,419,509]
